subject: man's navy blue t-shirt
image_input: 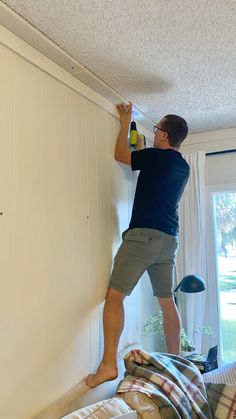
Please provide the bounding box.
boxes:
[129,148,190,236]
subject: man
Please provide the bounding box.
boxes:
[85,102,190,388]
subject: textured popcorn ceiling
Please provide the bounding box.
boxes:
[2,0,236,133]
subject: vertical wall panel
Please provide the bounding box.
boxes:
[93,106,112,360]
[69,91,90,382]
[106,115,142,352]
[107,117,130,256]
[0,44,15,419]
[40,73,84,406]
[12,55,46,416]
[86,101,101,371]
[95,107,112,296]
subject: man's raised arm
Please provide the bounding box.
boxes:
[115,102,132,165]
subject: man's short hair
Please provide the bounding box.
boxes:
[162,114,188,148]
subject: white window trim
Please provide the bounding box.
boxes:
[205,183,236,364]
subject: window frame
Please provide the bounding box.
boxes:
[205,182,236,364]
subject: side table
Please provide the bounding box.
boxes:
[184,345,218,374]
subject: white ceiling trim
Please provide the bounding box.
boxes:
[181,126,236,155]
[0,1,154,132]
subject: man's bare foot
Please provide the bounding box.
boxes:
[85,362,118,389]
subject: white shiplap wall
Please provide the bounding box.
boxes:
[0,26,157,419]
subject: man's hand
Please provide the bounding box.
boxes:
[116,102,132,126]
[135,133,146,151]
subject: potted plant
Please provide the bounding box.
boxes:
[143,311,212,355]
[180,328,196,356]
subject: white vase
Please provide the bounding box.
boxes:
[180,348,196,357]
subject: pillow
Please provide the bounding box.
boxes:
[61,396,135,419]
[119,391,162,419]
[203,361,236,386]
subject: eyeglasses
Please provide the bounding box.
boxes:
[153,125,169,135]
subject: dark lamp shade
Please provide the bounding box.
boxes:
[175,274,206,293]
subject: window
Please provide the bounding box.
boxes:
[211,190,236,363]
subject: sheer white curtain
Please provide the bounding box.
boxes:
[176,151,207,353]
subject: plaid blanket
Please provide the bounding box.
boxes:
[117,349,226,418]
[205,382,236,419]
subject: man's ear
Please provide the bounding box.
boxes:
[160,133,168,143]
[163,132,170,143]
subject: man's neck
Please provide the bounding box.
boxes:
[155,145,180,152]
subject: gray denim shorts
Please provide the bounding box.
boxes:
[109,228,179,298]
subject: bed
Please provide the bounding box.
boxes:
[34,348,236,419]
